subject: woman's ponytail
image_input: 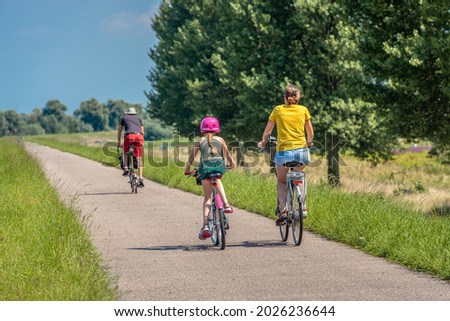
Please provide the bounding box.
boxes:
[284,85,301,105]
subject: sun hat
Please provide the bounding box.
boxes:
[125,107,136,114]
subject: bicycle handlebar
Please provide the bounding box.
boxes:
[185,169,199,178]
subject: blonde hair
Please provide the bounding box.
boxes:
[206,132,217,156]
[284,85,301,105]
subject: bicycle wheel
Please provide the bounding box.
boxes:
[128,174,133,193]
[218,209,226,250]
[209,207,219,246]
[132,175,138,193]
[279,220,289,242]
[278,202,289,242]
[292,185,303,246]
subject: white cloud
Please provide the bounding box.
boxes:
[101,12,134,31]
[100,7,158,33]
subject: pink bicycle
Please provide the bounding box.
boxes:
[188,170,230,250]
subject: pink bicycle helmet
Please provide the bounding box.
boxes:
[200,117,220,133]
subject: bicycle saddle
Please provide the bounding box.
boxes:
[283,161,303,168]
[206,173,223,179]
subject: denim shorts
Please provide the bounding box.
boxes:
[274,147,310,167]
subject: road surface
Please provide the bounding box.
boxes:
[26,143,450,300]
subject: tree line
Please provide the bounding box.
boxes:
[147,0,449,184]
[0,98,173,141]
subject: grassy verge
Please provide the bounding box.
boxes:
[0,137,115,300]
[26,134,450,280]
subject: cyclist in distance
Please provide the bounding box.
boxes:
[184,117,235,240]
[117,107,145,187]
[258,85,314,225]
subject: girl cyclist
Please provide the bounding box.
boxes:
[185,117,235,240]
[258,85,314,225]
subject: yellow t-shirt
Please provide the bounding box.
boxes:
[269,104,311,152]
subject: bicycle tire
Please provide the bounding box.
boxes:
[133,176,138,193]
[279,217,289,242]
[278,201,289,242]
[218,209,226,250]
[292,185,303,246]
[209,207,219,246]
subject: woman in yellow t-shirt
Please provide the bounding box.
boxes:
[258,85,314,225]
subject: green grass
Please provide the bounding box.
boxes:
[25,133,450,280]
[307,187,450,277]
[0,137,116,300]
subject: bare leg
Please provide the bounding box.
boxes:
[276,167,288,210]
[212,178,230,206]
[122,149,129,172]
[137,157,143,179]
[201,180,213,226]
[293,166,307,210]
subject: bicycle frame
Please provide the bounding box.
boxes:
[211,178,224,209]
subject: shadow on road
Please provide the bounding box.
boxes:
[82,192,133,196]
[128,240,290,252]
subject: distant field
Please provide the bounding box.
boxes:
[25,132,450,280]
[27,131,450,213]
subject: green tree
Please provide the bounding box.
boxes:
[105,100,144,129]
[26,123,46,136]
[142,118,174,141]
[2,110,25,135]
[65,117,93,133]
[42,100,68,122]
[74,98,109,132]
[148,0,394,184]
[23,108,43,126]
[39,115,66,134]
[0,110,6,136]
[147,0,201,135]
[344,1,450,155]
[0,111,6,136]
[39,100,70,134]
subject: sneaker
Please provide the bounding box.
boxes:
[303,208,308,218]
[224,216,230,230]
[276,209,287,226]
[224,204,233,213]
[138,179,144,187]
[198,226,211,240]
[122,169,129,176]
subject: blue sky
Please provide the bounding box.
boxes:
[0,0,161,115]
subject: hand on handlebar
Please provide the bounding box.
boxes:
[185,170,197,176]
[226,163,235,170]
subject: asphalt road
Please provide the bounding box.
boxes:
[26,143,450,301]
